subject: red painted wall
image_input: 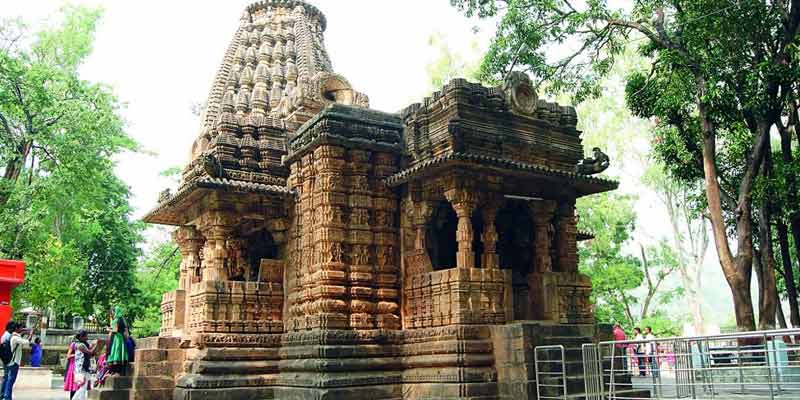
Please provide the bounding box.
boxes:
[0,260,25,330]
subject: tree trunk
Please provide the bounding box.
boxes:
[776,291,788,329]
[777,112,800,327]
[777,220,800,327]
[0,140,32,207]
[697,82,757,331]
[663,184,706,334]
[756,145,778,330]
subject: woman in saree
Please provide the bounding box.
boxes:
[105,306,130,376]
[63,338,78,398]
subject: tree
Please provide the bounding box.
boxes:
[577,193,681,330]
[452,0,800,331]
[425,31,484,91]
[128,236,180,337]
[0,6,140,321]
[642,164,709,334]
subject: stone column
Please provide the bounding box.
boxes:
[307,145,348,330]
[410,199,434,276]
[480,196,503,269]
[529,200,556,273]
[174,226,204,291]
[373,151,401,330]
[444,189,478,269]
[347,149,376,330]
[555,200,579,273]
[173,226,203,337]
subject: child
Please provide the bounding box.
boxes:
[30,337,43,367]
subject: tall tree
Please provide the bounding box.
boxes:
[577,192,680,329]
[452,0,800,331]
[0,6,140,320]
[642,165,708,334]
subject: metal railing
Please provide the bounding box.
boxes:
[597,328,800,399]
[535,344,568,400]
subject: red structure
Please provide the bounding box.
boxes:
[0,260,25,330]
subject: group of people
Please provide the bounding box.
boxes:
[0,306,133,400]
[63,306,134,400]
[613,324,662,378]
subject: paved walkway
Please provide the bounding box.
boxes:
[15,388,69,400]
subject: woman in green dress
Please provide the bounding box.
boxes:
[105,306,129,375]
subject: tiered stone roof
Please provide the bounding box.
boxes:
[145,0,368,224]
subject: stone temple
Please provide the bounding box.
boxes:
[93,1,621,399]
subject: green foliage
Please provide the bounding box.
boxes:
[128,237,181,337]
[577,192,641,327]
[425,32,484,91]
[577,193,684,331]
[0,6,140,322]
[639,312,684,338]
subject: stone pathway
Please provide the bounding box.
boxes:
[15,388,69,400]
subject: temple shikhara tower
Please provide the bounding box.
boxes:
[94,1,620,399]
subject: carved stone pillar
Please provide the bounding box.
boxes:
[409,199,434,276]
[347,149,376,330]
[481,196,503,269]
[172,226,204,337]
[174,226,204,291]
[529,200,556,273]
[372,151,401,330]
[444,189,478,269]
[555,200,579,273]
[197,212,237,282]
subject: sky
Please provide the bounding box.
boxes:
[2,0,740,329]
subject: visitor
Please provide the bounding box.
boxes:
[125,334,136,363]
[64,338,79,399]
[644,326,660,378]
[612,323,628,372]
[106,306,130,376]
[95,354,108,387]
[72,330,102,400]
[29,337,42,367]
[2,322,34,400]
[632,327,646,377]
[0,321,15,397]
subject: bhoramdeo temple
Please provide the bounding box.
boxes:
[92,1,621,399]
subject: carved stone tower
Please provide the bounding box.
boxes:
[93,2,625,400]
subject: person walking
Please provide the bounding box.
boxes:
[72,330,101,400]
[2,322,33,400]
[644,326,660,378]
[632,327,646,377]
[612,323,628,372]
[29,337,42,367]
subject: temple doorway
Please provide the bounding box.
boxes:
[426,202,457,270]
[496,200,535,320]
[245,229,278,281]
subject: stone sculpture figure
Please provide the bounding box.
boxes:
[503,71,538,115]
[576,147,610,175]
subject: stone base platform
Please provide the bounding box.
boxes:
[93,322,633,400]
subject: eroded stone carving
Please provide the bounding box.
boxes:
[576,147,611,175]
[503,71,538,115]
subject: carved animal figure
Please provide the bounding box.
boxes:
[576,147,610,175]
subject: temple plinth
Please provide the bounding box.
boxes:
[92,2,620,399]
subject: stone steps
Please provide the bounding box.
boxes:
[89,337,183,400]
